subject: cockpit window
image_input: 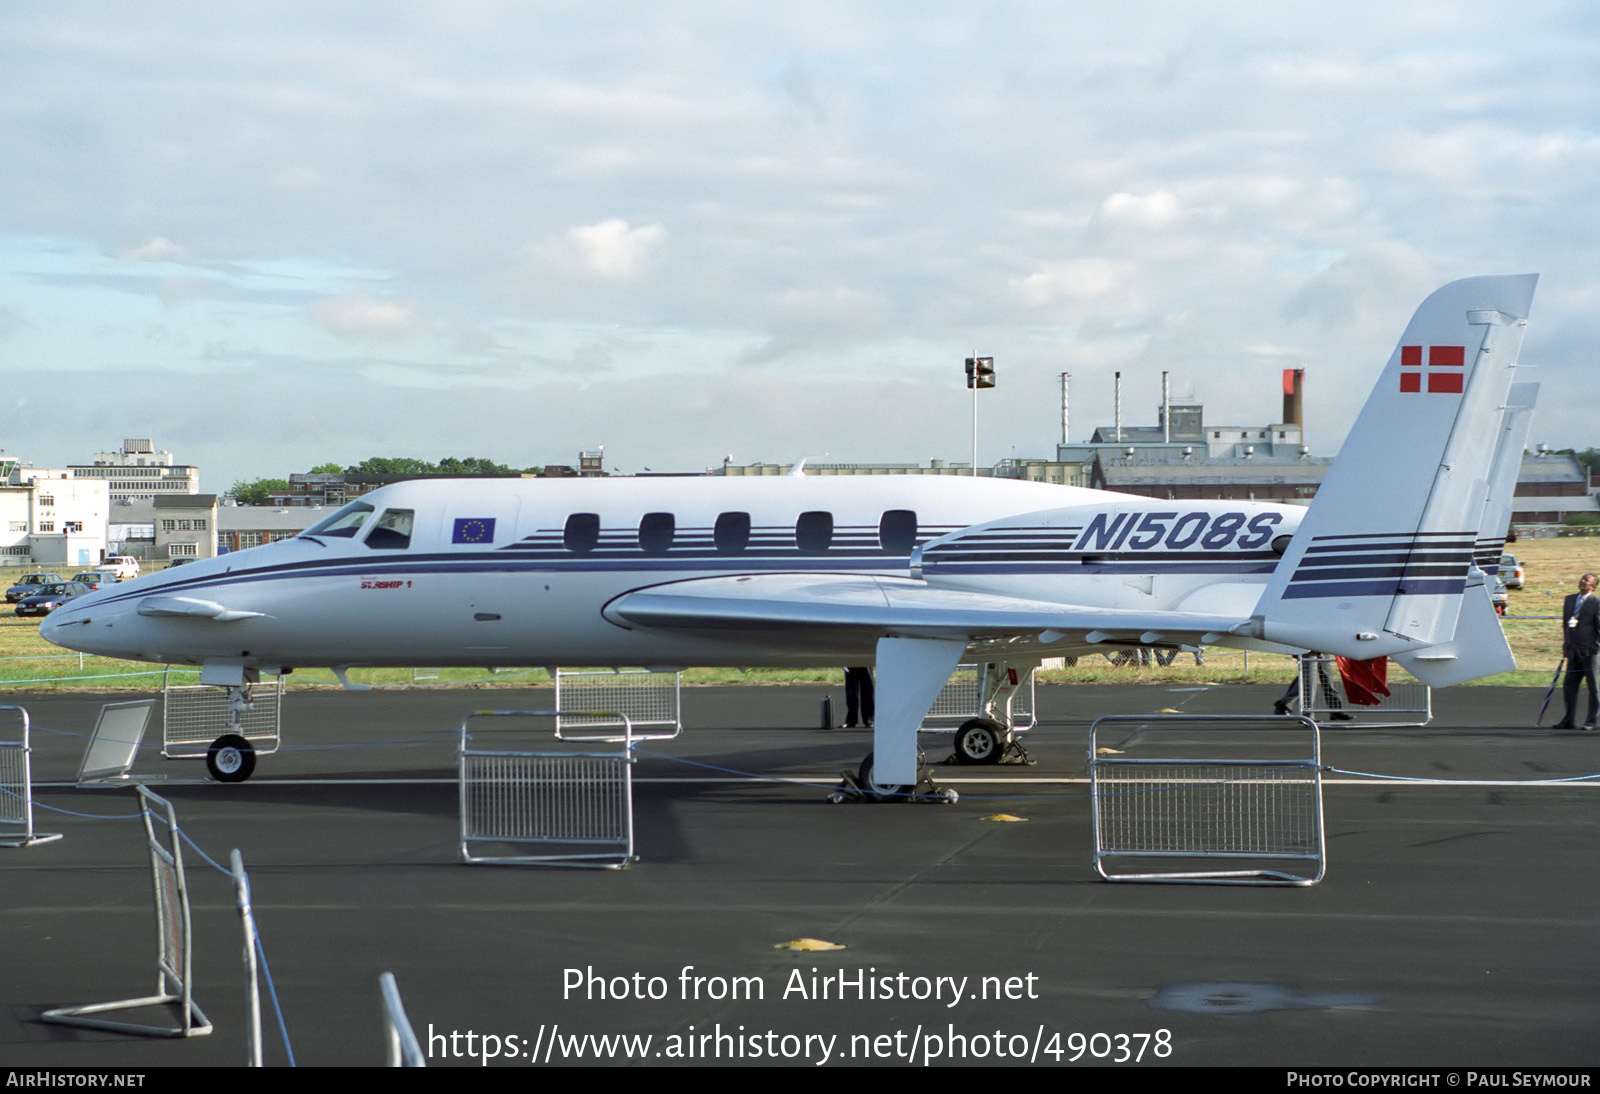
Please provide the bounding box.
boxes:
[303,501,375,539]
[364,509,415,550]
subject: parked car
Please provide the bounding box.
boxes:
[70,570,118,591]
[15,582,91,617]
[1499,553,1525,590]
[1491,575,1509,616]
[5,572,65,602]
[103,556,141,581]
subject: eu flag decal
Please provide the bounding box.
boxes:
[452,518,496,544]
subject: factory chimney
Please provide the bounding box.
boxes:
[1060,372,1070,444]
[1282,368,1304,427]
[1161,371,1171,443]
[1114,372,1122,443]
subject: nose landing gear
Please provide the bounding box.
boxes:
[205,685,258,783]
[206,734,256,783]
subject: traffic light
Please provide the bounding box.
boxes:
[965,356,995,389]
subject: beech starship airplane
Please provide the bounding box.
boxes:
[42,275,1537,788]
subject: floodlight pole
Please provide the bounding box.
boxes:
[964,354,993,476]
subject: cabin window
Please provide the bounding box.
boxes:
[879,510,917,554]
[714,511,751,554]
[639,512,675,555]
[365,509,415,550]
[303,501,374,539]
[564,513,600,554]
[796,511,833,553]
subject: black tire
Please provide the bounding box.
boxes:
[953,718,1006,765]
[857,752,913,802]
[206,734,256,783]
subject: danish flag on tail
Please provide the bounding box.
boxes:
[1399,345,1465,393]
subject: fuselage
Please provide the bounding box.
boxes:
[41,475,1302,671]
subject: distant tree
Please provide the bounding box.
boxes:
[338,456,418,475]
[227,478,291,506]
[436,456,516,475]
[1574,448,1600,476]
[309,462,344,474]
[338,456,521,476]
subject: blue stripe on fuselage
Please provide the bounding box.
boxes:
[71,550,927,611]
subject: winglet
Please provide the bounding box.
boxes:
[1394,379,1538,685]
[1251,275,1537,659]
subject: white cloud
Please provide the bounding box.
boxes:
[1096,191,1183,231]
[309,292,420,338]
[118,237,188,263]
[1009,259,1135,308]
[558,218,666,280]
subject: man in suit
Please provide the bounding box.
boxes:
[1556,572,1600,729]
[842,666,874,728]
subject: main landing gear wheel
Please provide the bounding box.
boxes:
[831,750,955,804]
[206,734,256,783]
[857,751,914,803]
[952,718,1007,765]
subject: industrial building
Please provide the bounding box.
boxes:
[1511,449,1596,527]
[67,438,200,503]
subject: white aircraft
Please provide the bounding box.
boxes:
[43,275,1537,788]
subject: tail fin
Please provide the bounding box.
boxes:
[1474,380,1539,578]
[1251,274,1537,659]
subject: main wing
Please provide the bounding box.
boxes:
[604,572,1251,652]
[608,571,1261,787]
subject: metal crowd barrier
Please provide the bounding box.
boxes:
[0,704,60,847]
[43,787,213,1036]
[232,850,263,1067]
[458,709,636,868]
[553,669,681,740]
[1089,714,1326,886]
[920,663,1036,731]
[381,973,427,1066]
[1298,656,1431,727]
[162,675,283,758]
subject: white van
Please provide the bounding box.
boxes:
[103,556,141,581]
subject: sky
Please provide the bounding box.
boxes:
[2,1,1596,492]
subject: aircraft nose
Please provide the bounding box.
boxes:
[38,605,88,650]
[38,595,115,655]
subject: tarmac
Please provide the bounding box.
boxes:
[2,682,1597,1068]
